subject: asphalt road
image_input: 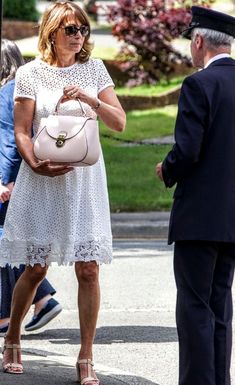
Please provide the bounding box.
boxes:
[1,240,235,385]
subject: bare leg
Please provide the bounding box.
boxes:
[75,261,100,360]
[34,293,52,315]
[0,318,10,327]
[3,264,47,367]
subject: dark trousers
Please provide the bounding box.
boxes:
[174,241,235,385]
[0,265,56,319]
[0,203,56,319]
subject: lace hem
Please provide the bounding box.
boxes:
[0,235,112,267]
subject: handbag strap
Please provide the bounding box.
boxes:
[54,96,86,117]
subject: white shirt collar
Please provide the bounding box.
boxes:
[204,53,231,69]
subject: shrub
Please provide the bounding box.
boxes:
[3,0,39,22]
[107,0,214,86]
[83,0,98,20]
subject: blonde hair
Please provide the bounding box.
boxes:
[38,1,93,65]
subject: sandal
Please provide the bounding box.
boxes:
[76,359,100,385]
[2,338,23,374]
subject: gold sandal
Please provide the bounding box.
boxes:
[76,359,100,385]
[2,339,23,374]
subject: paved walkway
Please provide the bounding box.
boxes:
[1,240,235,385]
[1,240,176,385]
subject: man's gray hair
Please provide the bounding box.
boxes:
[192,28,233,48]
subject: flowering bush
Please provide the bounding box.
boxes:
[107,0,214,86]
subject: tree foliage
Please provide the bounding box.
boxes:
[107,0,214,86]
[3,0,39,22]
[84,0,98,20]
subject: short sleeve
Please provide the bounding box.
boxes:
[14,65,35,100]
[95,59,115,93]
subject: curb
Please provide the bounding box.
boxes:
[111,212,170,239]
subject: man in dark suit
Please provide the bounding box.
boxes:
[156,6,235,385]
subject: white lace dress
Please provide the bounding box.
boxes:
[0,58,114,267]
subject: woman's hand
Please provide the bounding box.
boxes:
[0,184,10,203]
[62,85,126,133]
[15,98,73,177]
[31,159,74,177]
[0,184,11,203]
[0,182,15,203]
[62,85,98,108]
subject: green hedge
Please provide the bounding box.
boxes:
[3,0,39,22]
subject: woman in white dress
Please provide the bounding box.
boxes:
[0,1,126,382]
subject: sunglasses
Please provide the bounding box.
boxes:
[61,24,89,37]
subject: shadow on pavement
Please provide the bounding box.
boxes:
[22,325,177,344]
[1,360,75,385]
[1,359,160,385]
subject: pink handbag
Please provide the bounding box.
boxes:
[33,97,100,166]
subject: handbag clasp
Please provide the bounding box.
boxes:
[56,132,67,148]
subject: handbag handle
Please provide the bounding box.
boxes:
[54,96,86,117]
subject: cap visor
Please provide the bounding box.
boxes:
[181,26,194,39]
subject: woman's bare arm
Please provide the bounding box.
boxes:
[63,85,126,132]
[97,87,126,132]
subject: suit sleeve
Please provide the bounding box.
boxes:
[162,76,208,188]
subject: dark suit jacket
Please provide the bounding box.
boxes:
[162,58,235,244]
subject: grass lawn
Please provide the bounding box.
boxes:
[100,105,178,141]
[92,45,119,60]
[23,44,119,61]
[116,76,184,96]
[102,138,174,212]
[100,105,178,211]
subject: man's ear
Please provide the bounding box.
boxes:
[195,34,203,49]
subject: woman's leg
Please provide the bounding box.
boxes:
[0,317,9,327]
[75,261,100,359]
[3,264,47,368]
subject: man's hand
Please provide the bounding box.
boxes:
[156,162,163,181]
[31,159,74,177]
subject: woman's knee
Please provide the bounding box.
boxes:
[25,264,48,284]
[75,262,99,285]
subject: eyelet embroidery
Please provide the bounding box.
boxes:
[0,58,114,268]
